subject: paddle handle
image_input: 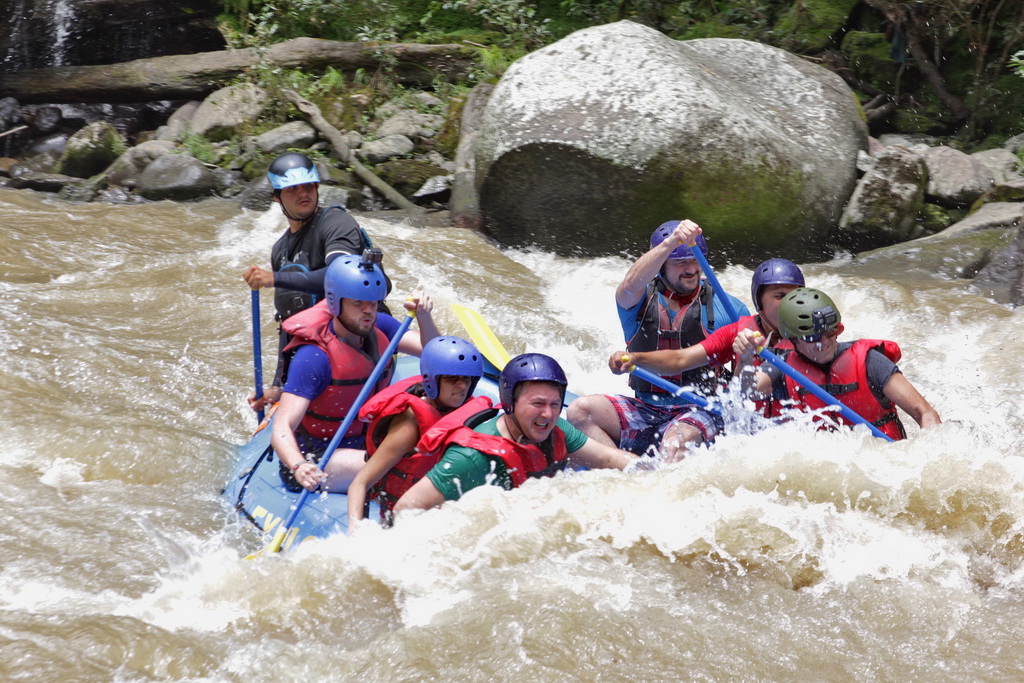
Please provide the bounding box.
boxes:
[626,362,720,415]
[251,290,265,424]
[757,347,894,442]
[267,312,416,553]
[689,243,740,325]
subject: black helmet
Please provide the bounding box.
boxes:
[267,152,319,190]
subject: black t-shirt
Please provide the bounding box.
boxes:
[270,206,369,320]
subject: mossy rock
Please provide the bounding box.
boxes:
[324,165,356,187]
[917,203,951,234]
[434,96,466,159]
[774,0,859,52]
[374,159,447,198]
[678,22,746,41]
[57,122,127,179]
[970,181,1024,213]
[323,95,366,135]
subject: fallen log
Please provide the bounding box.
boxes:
[282,89,421,213]
[0,38,478,104]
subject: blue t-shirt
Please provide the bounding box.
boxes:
[617,282,749,343]
[283,312,401,400]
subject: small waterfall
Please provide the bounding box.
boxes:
[49,0,77,67]
[4,0,32,71]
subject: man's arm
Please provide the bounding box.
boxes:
[609,345,710,375]
[615,220,702,309]
[392,475,448,514]
[568,438,637,470]
[270,392,324,491]
[882,373,942,429]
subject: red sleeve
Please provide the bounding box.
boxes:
[698,321,739,367]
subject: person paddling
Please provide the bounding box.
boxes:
[271,254,437,493]
[393,353,637,514]
[243,152,390,412]
[568,219,749,461]
[609,258,805,420]
[347,336,485,527]
[733,287,941,439]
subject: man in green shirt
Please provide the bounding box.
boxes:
[394,353,637,512]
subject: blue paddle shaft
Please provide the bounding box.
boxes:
[628,365,720,415]
[757,347,894,442]
[690,245,740,325]
[281,313,415,534]
[251,290,265,424]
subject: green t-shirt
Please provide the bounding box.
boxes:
[424,414,589,501]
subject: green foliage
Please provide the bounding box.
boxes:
[180,129,219,164]
[436,0,551,48]
[1011,50,1024,78]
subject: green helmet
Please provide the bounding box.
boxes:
[776,288,842,340]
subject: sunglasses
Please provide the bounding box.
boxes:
[799,329,839,344]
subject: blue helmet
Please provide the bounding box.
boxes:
[420,336,483,400]
[498,353,568,413]
[650,221,708,260]
[750,258,805,312]
[324,255,387,316]
[267,152,320,191]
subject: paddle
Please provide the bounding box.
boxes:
[625,362,721,415]
[250,289,265,424]
[687,238,740,325]
[451,303,513,372]
[688,242,891,441]
[248,311,416,557]
[756,347,894,441]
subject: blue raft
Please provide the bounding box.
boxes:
[223,355,506,551]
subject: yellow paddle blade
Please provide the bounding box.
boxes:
[245,524,289,560]
[451,303,513,371]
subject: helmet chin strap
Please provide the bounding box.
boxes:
[503,410,530,444]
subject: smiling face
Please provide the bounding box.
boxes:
[662,258,702,296]
[793,329,841,364]
[274,182,319,222]
[759,284,801,332]
[510,381,562,443]
[435,375,471,411]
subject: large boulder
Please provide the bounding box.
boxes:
[56,121,126,178]
[474,21,868,260]
[923,146,996,207]
[191,83,268,142]
[838,145,926,248]
[135,153,217,201]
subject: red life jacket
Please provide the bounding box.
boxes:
[281,300,392,441]
[781,339,906,440]
[627,281,719,395]
[417,399,568,487]
[356,375,445,513]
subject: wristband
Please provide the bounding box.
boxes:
[291,461,306,472]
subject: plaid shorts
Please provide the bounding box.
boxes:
[604,394,723,456]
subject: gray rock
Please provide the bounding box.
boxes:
[971,148,1024,184]
[238,175,274,211]
[359,135,415,164]
[839,145,926,246]
[916,202,1024,242]
[0,97,20,129]
[974,226,1024,305]
[56,121,126,178]
[136,153,218,201]
[319,185,356,208]
[876,133,937,155]
[473,21,867,259]
[7,170,81,192]
[413,174,451,199]
[191,84,268,142]
[1004,133,1024,155]
[253,120,317,154]
[924,146,996,207]
[410,92,444,110]
[376,111,421,138]
[425,150,455,172]
[26,133,68,157]
[103,139,177,186]
[155,100,201,142]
